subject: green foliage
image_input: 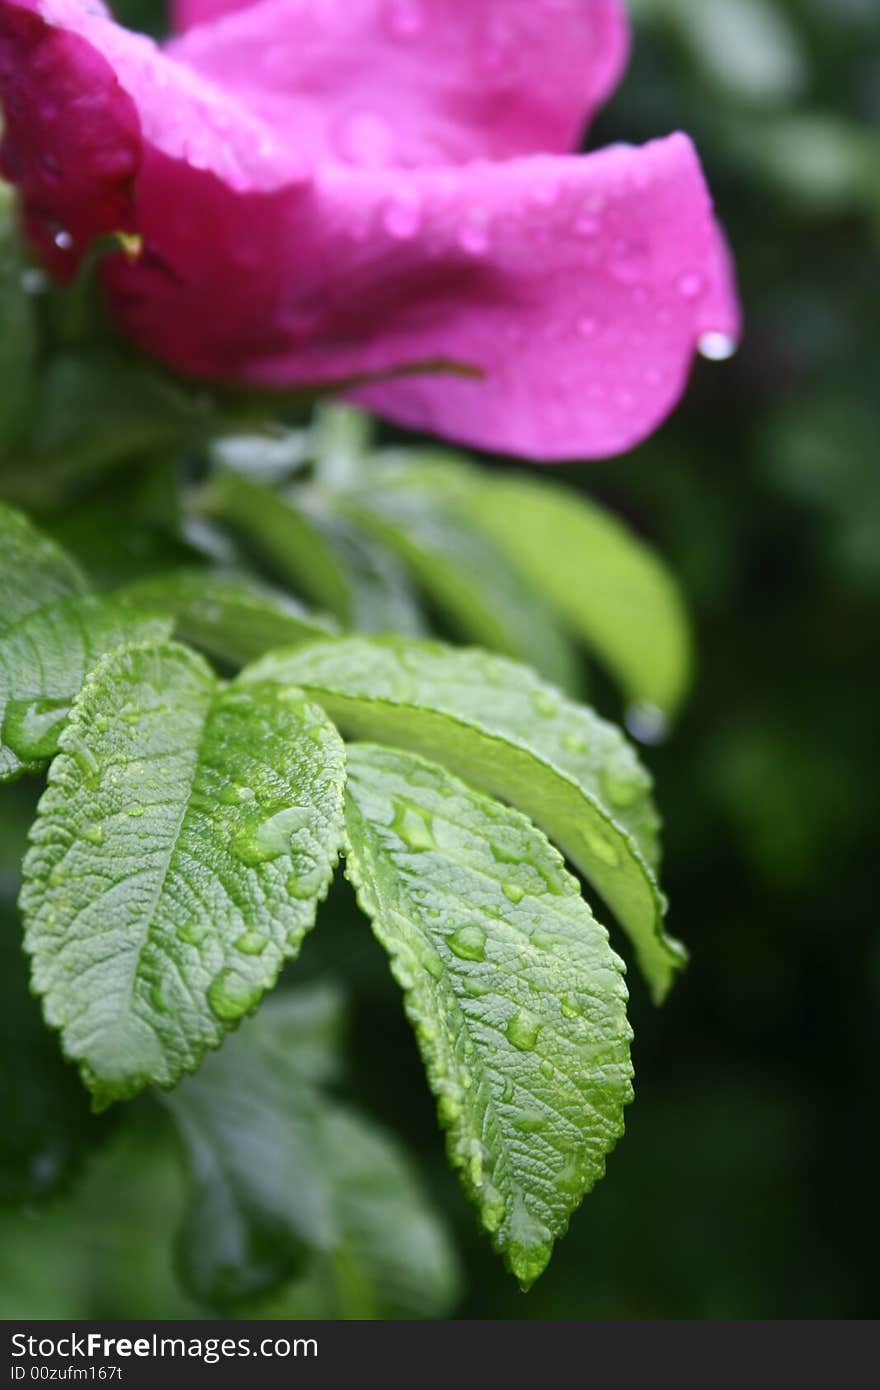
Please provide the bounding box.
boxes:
[0,479,671,1297]
[344,744,632,1288]
[21,641,346,1105]
[119,568,337,666]
[0,501,173,781]
[243,637,682,1001]
[166,988,458,1318]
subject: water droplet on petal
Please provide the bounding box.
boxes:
[699,331,739,361]
[458,219,490,256]
[382,193,422,240]
[53,229,73,251]
[677,272,705,300]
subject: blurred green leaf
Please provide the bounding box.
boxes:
[167,988,458,1317]
[467,472,692,718]
[0,184,36,452]
[344,742,633,1289]
[119,568,337,667]
[335,461,581,693]
[203,471,352,622]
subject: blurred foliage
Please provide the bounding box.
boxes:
[1,0,878,1319]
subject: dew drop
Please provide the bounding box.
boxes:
[458,219,490,256]
[561,731,586,754]
[392,799,436,852]
[601,766,642,808]
[699,330,739,362]
[677,271,704,300]
[502,882,525,906]
[448,923,487,962]
[625,701,670,747]
[207,969,263,1022]
[532,690,558,718]
[235,929,268,956]
[506,1009,540,1052]
[382,194,422,240]
[561,994,578,1019]
[232,805,313,866]
[53,229,73,251]
[540,1058,554,1080]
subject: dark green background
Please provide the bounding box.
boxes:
[2,0,878,1319]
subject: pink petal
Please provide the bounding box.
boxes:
[0,0,740,462]
[168,0,630,168]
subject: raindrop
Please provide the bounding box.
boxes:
[506,1009,540,1052]
[207,969,263,1022]
[382,194,422,240]
[53,229,73,251]
[458,220,490,257]
[677,271,704,300]
[699,331,739,361]
[502,882,525,905]
[232,805,312,866]
[235,929,268,956]
[391,798,436,851]
[448,924,487,962]
[625,701,670,746]
[532,690,558,718]
[81,823,104,846]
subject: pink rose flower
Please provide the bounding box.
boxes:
[0,0,740,460]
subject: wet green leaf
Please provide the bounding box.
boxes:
[243,637,683,1001]
[21,641,346,1106]
[344,743,633,1288]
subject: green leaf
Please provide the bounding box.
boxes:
[0,898,112,1205]
[163,999,336,1308]
[119,569,337,667]
[253,1104,460,1320]
[242,637,683,1002]
[166,989,458,1317]
[465,473,693,719]
[27,352,205,482]
[336,465,581,692]
[344,743,633,1289]
[203,472,352,622]
[21,641,346,1106]
[0,502,171,781]
[0,184,37,452]
[303,510,429,638]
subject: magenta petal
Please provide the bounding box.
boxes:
[0,0,740,463]
[168,0,630,167]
